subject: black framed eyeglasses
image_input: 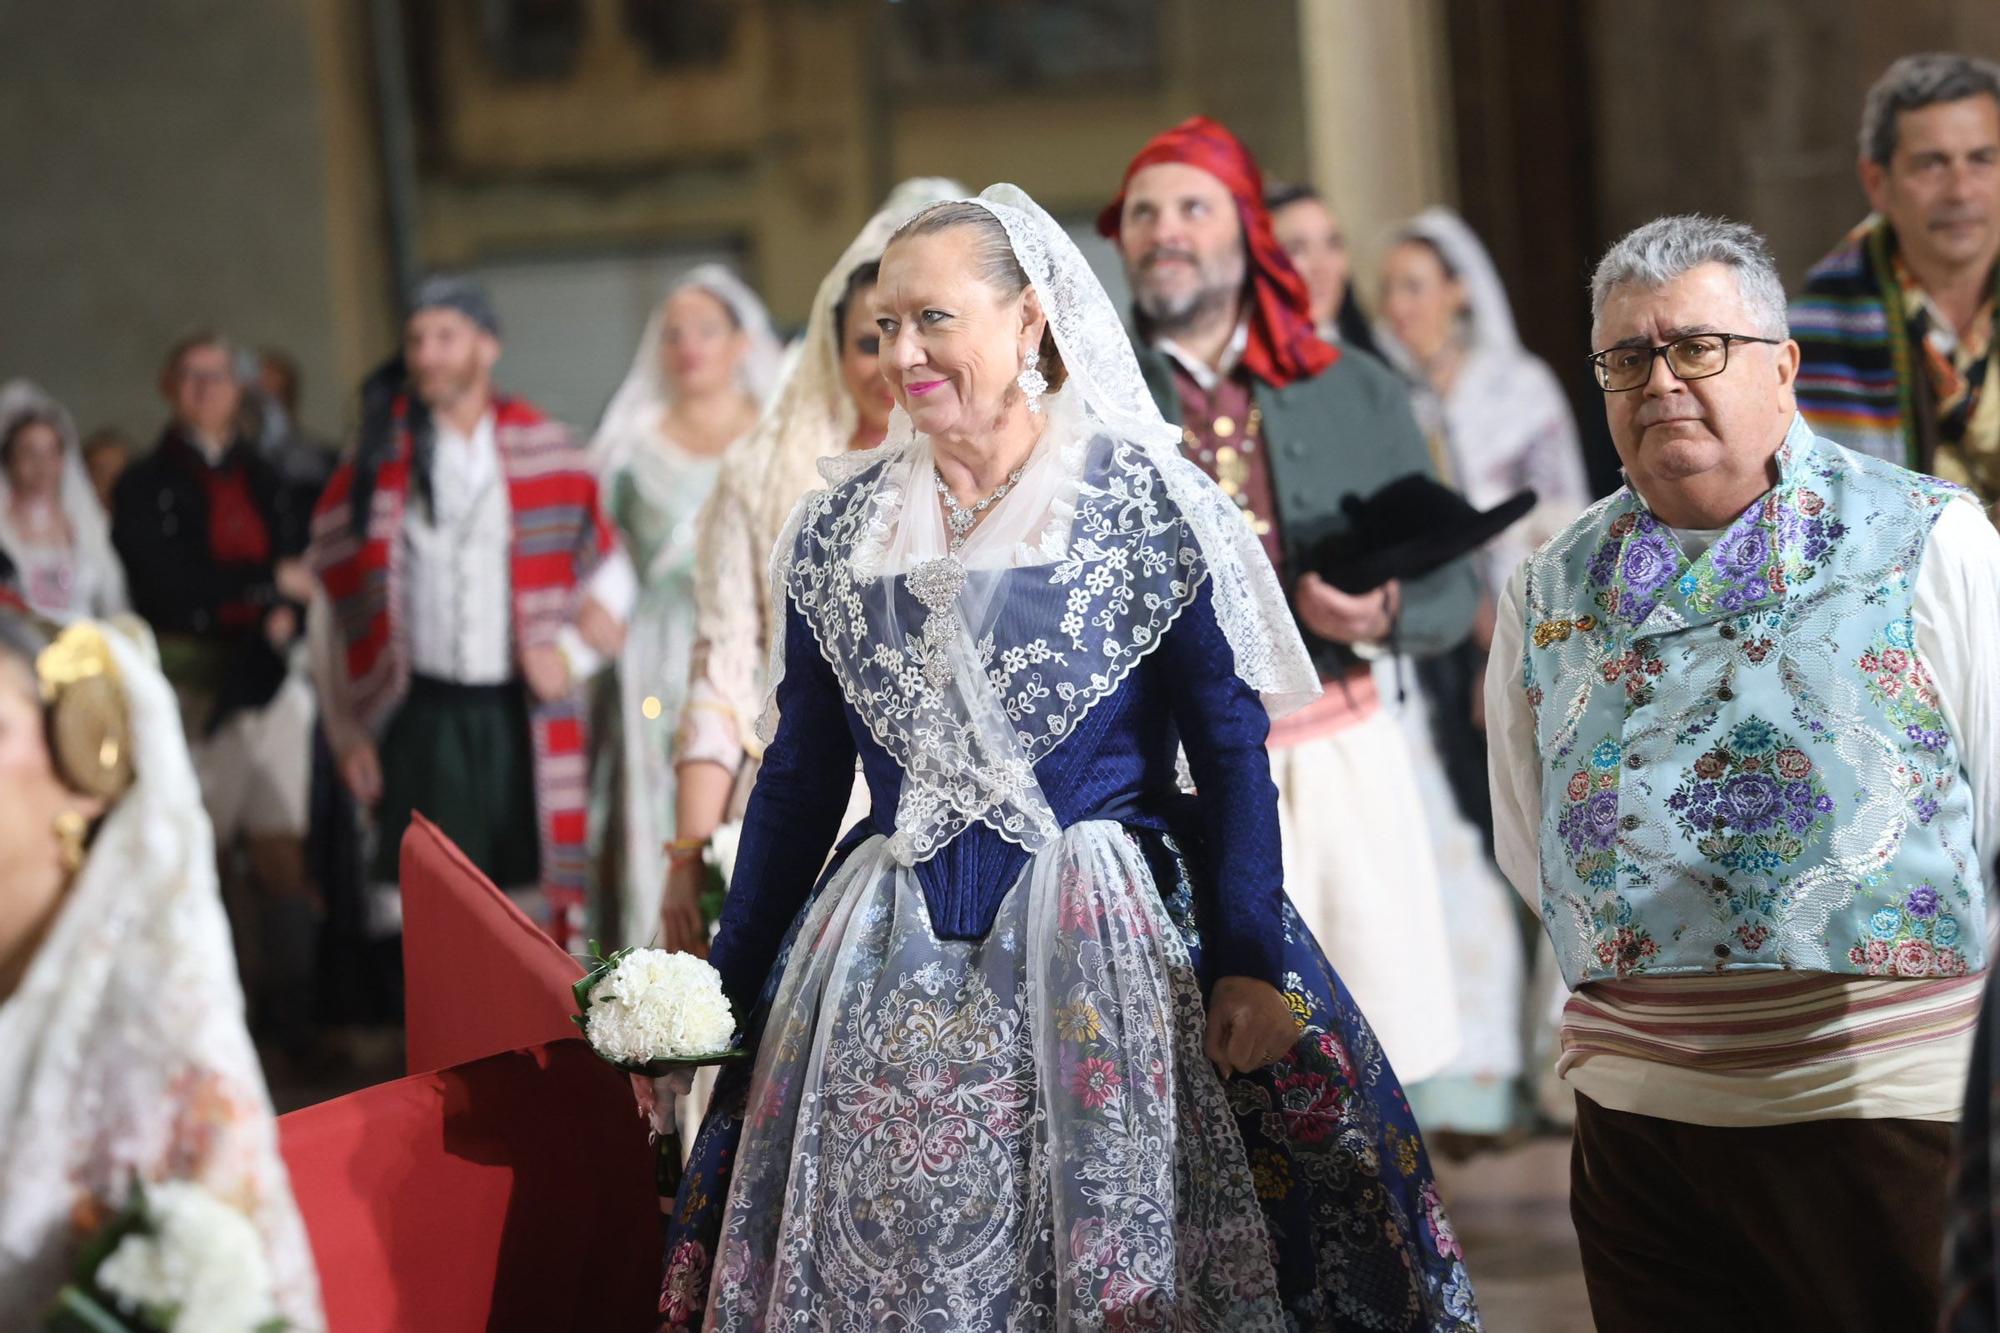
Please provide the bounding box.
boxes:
[1587,333,1781,392]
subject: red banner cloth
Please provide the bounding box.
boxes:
[399,814,587,1076]
[278,1040,661,1332]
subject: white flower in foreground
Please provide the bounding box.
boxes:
[97,1181,278,1332]
[585,948,736,1063]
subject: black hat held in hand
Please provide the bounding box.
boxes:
[1312,474,1536,595]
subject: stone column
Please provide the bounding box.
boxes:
[1296,0,1459,285]
[306,0,398,405]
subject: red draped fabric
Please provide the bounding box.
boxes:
[398,813,586,1075]
[278,1042,660,1332]
[276,817,660,1329]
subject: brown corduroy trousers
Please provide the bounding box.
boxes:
[1570,1093,1954,1333]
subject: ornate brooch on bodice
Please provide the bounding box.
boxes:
[908,556,968,692]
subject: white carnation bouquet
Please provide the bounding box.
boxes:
[574,944,739,1070]
[45,1180,283,1332]
[572,942,745,1195]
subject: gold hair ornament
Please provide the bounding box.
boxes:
[35,622,135,801]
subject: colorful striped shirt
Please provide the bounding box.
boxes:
[1794,213,2000,507]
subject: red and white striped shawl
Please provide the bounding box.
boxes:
[309,395,613,944]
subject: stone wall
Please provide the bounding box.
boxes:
[16,1,1983,451]
[0,0,384,442]
[1587,0,2000,287]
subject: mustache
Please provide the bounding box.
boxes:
[1140,246,1199,270]
[1634,399,1705,428]
[1928,207,1987,228]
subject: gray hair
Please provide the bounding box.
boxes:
[891,202,1030,297]
[1588,215,1789,342]
[1860,52,2000,167]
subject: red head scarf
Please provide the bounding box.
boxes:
[1098,116,1337,389]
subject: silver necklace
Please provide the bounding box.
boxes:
[934,461,1027,552]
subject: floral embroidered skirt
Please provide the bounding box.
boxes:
[660,823,1480,1331]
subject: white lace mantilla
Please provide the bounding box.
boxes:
[757,185,1318,867]
[684,179,965,771]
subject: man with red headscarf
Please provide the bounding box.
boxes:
[1104,116,1479,1088]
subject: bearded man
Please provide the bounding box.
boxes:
[1103,117,1480,1084]
[308,277,628,948]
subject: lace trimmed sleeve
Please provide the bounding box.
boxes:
[677,477,769,771]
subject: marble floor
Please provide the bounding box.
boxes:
[1434,1136,1596,1332]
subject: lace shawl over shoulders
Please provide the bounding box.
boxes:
[765,427,1213,863]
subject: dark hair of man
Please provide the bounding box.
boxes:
[347,352,436,535]
[1860,52,2000,166]
[1264,182,1320,213]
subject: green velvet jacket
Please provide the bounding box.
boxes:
[1133,340,1479,677]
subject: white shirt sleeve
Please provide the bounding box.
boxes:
[1913,498,2000,874]
[554,542,636,680]
[587,545,638,622]
[1485,564,1543,914]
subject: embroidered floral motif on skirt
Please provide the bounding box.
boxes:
[658,826,1479,1332]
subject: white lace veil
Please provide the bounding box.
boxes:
[761,184,1318,866]
[588,263,783,475]
[0,380,125,619]
[0,619,323,1327]
[1370,206,1589,571]
[1372,207,1522,375]
[685,178,966,750]
[705,177,967,568]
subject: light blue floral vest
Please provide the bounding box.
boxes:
[1521,415,1986,988]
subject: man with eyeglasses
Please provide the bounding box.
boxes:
[1485,215,2000,1330]
[1794,52,2000,518]
[113,330,323,1067]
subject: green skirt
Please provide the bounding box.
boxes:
[373,675,541,890]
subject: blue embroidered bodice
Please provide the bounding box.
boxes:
[708,575,1285,1013]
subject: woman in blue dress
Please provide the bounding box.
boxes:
[656,185,1480,1332]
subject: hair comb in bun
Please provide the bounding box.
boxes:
[36,622,135,802]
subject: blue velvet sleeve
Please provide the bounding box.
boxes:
[1161,577,1287,988]
[705,598,859,1015]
